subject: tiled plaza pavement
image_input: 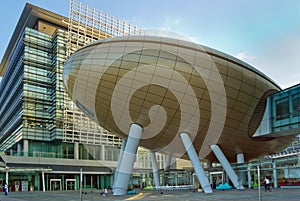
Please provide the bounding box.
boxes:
[0,188,299,201]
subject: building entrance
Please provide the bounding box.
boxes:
[50,179,62,191]
[209,171,224,189]
[66,179,76,190]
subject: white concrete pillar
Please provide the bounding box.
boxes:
[42,171,45,192]
[150,151,160,189]
[5,170,9,190]
[180,133,213,193]
[210,145,244,189]
[164,155,172,171]
[23,139,29,157]
[101,145,105,161]
[74,142,79,160]
[258,166,261,200]
[17,143,22,156]
[273,160,277,188]
[113,124,143,196]
[113,139,127,191]
[236,153,246,185]
[236,153,245,164]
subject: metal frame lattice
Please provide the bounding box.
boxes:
[63,0,143,146]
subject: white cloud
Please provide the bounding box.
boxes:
[163,16,182,31]
[236,52,257,62]
[246,33,300,89]
[161,16,182,31]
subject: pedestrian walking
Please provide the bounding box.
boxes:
[4,183,8,195]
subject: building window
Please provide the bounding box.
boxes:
[275,98,290,120]
[292,94,300,117]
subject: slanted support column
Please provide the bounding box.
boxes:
[113,124,143,196]
[113,139,127,191]
[164,155,172,171]
[180,133,213,193]
[210,145,244,189]
[150,151,160,189]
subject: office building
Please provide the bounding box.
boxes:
[0,1,167,192]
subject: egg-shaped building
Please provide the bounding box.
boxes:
[63,35,292,194]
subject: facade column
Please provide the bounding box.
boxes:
[100,175,104,189]
[210,145,244,189]
[84,174,86,189]
[113,123,143,196]
[101,145,105,161]
[75,175,79,190]
[97,175,100,189]
[74,142,79,160]
[110,175,114,190]
[17,143,22,156]
[35,173,40,191]
[42,171,46,192]
[150,151,160,189]
[46,174,49,190]
[90,175,93,189]
[140,173,143,189]
[62,174,65,191]
[23,139,29,157]
[273,160,277,188]
[180,133,213,193]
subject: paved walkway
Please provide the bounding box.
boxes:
[0,188,299,201]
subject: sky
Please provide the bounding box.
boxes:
[0,0,299,88]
